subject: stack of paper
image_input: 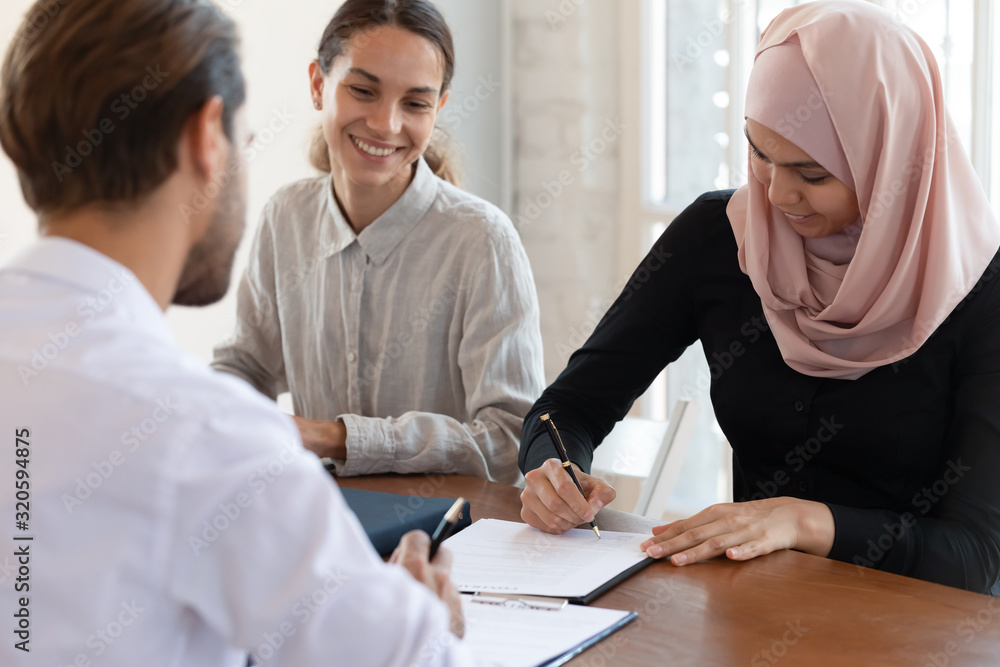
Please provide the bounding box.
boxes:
[444,519,653,666]
[445,518,653,603]
[462,596,635,667]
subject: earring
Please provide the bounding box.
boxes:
[314,101,321,110]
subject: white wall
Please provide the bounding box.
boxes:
[435,0,508,209]
[0,7,37,279]
[0,0,508,364]
[510,0,623,382]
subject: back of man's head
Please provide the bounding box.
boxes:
[0,0,246,217]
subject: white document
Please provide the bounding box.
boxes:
[461,595,635,667]
[444,518,651,599]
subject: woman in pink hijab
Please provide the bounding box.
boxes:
[517,0,1000,594]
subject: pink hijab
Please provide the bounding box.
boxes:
[727,0,1000,380]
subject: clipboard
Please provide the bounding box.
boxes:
[337,487,471,557]
[462,593,639,667]
[564,557,654,605]
[539,610,638,667]
[445,519,654,605]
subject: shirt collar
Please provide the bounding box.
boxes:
[321,184,361,258]
[3,236,170,337]
[321,157,440,265]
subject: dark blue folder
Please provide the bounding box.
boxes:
[339,487,472,557]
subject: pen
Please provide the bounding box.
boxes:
[540,414,601,538]
[428,497,466,560]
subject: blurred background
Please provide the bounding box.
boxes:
[2,0,998,516]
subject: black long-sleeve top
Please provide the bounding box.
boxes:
[520,190,1000,595]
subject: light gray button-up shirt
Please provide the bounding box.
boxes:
[212,159,544,483]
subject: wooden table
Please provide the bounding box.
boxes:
[337,474,1000,666]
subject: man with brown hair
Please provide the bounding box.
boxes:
[0,1,474,664]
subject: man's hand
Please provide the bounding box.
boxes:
[390,531,465,638]
[292,416,347,460]
[520,458,616,534]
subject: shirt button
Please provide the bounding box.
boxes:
[794,400,805,412]
[347,352,357,363]
[798,481,809,493]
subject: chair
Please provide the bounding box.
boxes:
[634,399,700,520]
[589,400,700,520]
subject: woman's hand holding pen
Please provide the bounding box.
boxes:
[390,530,465,638]
[520,458,617,534]
[639,497,835,565]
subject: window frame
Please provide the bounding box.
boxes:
[619,0,1000,420]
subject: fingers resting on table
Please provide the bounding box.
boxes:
[639,497,835,565]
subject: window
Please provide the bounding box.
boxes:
[619,0,1000,516]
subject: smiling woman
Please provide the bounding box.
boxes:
[518,0,1000,596]
[212,0,545,485]
[744,120,861,241]
[308,0,460,190]
[310,24,449,225]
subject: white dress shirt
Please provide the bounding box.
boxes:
[0,238,477,666]
[212,159,544,483]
